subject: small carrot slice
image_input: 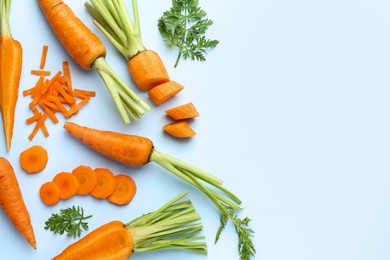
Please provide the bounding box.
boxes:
[163,121,196,138]
[71,165,97,195]
[19,145,48,174]
[40,181,61,206]
[107,174,136,205]
[91,168,117,199]
[165,102,199,120]
[148,81,184,106]
[53,172,79,200]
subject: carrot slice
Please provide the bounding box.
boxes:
[148,81,184,106]
[40,45,49,69]
[53,172,79,200]
[165,102,199,120]
[71,165,97,195]
[40,181,61,206]
[91,168,117,199]
[107,174,136,205]
[163,121,196,138]
[19,145,48,174]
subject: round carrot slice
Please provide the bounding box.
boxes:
[53,172,79,200]
[71,165,97,195]
[19,145,48,174]
[107,174,136,205]
[91,168,117,199]
[40,181,60,206]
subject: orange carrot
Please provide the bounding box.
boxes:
[91,168,116,199]
[40,181,61,206]
[0,157,36,249]
[148,81,184,106]
[128,50,170,91]
[28,113,48,141]
[163,121,196,138]
[53,172,79,200]
[63,122,253,257]
[39,0,150,124]
[107,174,136,205]
[165,102,199,120]
[40,45,49,69]
[71,165,97,195]
[0,3,22,151]
[52,193,206,259]
[19,145,49,174]
[31,69,51,76]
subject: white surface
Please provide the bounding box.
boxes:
[2,0,390,259]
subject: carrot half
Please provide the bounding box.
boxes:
[0,0,22,151]
[0,157,36,249]
[52,192,206,259]
[85,0,170,91]
[38,0,150,124]
[63,122,255,260]
[165,102,199,120]
[163,121,196,138]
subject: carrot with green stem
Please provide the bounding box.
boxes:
[0,0,22,150]
[38,0,150,124]
[0,157,36,249]
[52,192,206,259]
[63,122,256,260]
[85,0,170,91]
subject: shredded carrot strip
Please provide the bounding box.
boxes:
[63,61,72,90]
[31,70,51,76]
[40,45,49,69]
[73,89,96,97]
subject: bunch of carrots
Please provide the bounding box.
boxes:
[40,165,137,206]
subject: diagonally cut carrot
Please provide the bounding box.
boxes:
[148,81,184,106]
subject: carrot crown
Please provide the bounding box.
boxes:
[85,0,146,60]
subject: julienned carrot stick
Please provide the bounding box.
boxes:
[0,0,22,151]
[165,102,199,120]
[40,45,49,69]
[39,0,150,124]
[107,174,136,205]
[52,192,206,259]
[0,157,36,249]
[91,168,116,199]
[19,145,48,174]
[163,121,196,138]
[85,0,170,91]
[148,81,184,106]
[63,122,255,260]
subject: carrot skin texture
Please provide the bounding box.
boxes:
[0,158,36,249]
[128,50,170,91]
[52,221,133,260]
[38,0,106,69]
[0,35,22,150]
[63,122,153,167]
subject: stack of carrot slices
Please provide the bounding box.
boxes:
[163,102,199,138]
[24,45,96,140]
[39,165,136,206]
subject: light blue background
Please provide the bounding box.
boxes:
[1,0,390,259]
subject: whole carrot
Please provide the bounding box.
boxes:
[38,0,150,124]
[52,192,206,259]
[63,122,256,260]
[0,0,22,150]
[0,157,36,249]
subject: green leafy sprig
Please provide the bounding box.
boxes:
[158,0,219,67]
[44,206,92,238]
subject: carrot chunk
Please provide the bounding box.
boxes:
[71,165,97,195]
[91,168,117,199]
[165,102,199,120]
[148,81,184,106]
[107,174,136,205]
[163,121,196,138]
[40,181,61,206]
[53,172,80,200]
[19,145,48,174]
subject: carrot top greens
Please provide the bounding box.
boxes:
[158,0,219,67]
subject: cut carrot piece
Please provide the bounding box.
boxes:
[31,70,51,76]
[19,145,48,174]
[165,102,199,120]
[73,89,96,97]
[40,181,61,206]
[107,174,136,205]
[53,172,80,200]
[148,81,184,106]
[71,165,97,195]
[127,50,170,91]
[28,114,48,141]
[40,45,49,69]
[91,168,117,199]
[163,121,196,138]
